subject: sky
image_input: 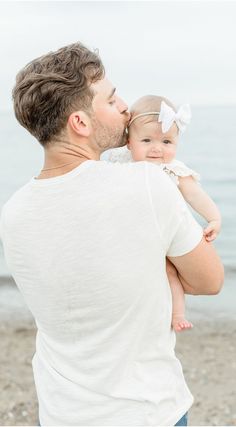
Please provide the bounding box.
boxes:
[0,0,236,109]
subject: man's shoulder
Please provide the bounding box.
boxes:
[96,160,172,192]
[1,181,32,221]
[100,159,166,177]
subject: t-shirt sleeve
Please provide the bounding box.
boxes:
[145,162,203,257]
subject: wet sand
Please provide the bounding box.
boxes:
[0,280,236,426]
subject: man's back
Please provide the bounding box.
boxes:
[1,160,203,425]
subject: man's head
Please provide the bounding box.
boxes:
[13,43,104,146]
[12,42,129,151]
[127,95,179,164]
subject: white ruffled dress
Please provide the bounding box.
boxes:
[107,146,200,186]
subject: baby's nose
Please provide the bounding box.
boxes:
[150,143,162,152]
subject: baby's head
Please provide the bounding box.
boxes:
[127,95,188,164]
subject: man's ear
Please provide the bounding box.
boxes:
[68,111,90,137]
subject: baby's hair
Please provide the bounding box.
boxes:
[130,95,177,117]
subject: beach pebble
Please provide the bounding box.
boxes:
[7,411,14,418]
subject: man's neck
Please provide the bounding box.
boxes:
[36,158,93,180]
[36,139,100,179]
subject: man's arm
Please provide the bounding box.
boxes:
[168,237,224,295]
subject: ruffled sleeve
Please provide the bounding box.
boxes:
[161,159,200,186]
[107,146,133,163]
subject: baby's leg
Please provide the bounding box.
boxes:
[166,259,193,332]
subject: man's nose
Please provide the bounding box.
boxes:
[117,96,129,115]
[124,110,131,124]
[117,98,131,126]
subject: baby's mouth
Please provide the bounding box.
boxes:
[147,156,162,159]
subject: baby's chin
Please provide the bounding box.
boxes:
[145,158,163,165]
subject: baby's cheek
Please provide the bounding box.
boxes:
[132,148,146,161]
[165,153,175,163]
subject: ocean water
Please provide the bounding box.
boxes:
[0,106,236,287]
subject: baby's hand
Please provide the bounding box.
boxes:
[204,220,221,242]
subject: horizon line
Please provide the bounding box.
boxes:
[1,103,236,113]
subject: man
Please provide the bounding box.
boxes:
[0,42,223,426]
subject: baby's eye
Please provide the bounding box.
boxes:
[141,138,151,143]
[163,140,171,144]
[109,99,116,105]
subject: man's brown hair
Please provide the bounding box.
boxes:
[12,42,105,146]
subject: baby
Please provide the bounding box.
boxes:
[108,95,221,332]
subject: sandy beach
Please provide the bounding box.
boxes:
[0,279,236,426]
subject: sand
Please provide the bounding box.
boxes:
[0,281,236,426]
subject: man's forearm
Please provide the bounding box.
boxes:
[177,273,204,295]
[166,258,199,295]
[167,260,204,295]
[168,238,224,296]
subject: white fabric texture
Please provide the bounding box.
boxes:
[161,159,200,185]
[158,101,191,133]
[107,146,200,185]
[0,160,202,426]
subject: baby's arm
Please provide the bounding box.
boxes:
[178,176,221,241]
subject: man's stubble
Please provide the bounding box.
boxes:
[91,116,128,153]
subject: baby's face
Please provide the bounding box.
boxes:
[128,120,179,164]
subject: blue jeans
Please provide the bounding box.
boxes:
[175,412,188,426]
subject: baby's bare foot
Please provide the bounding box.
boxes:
[172,317,193,332]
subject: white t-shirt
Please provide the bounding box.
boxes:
[0,160,202,426]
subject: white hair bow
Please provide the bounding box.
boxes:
[158,101,191,133]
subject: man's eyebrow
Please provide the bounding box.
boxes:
[107,87,116,99]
